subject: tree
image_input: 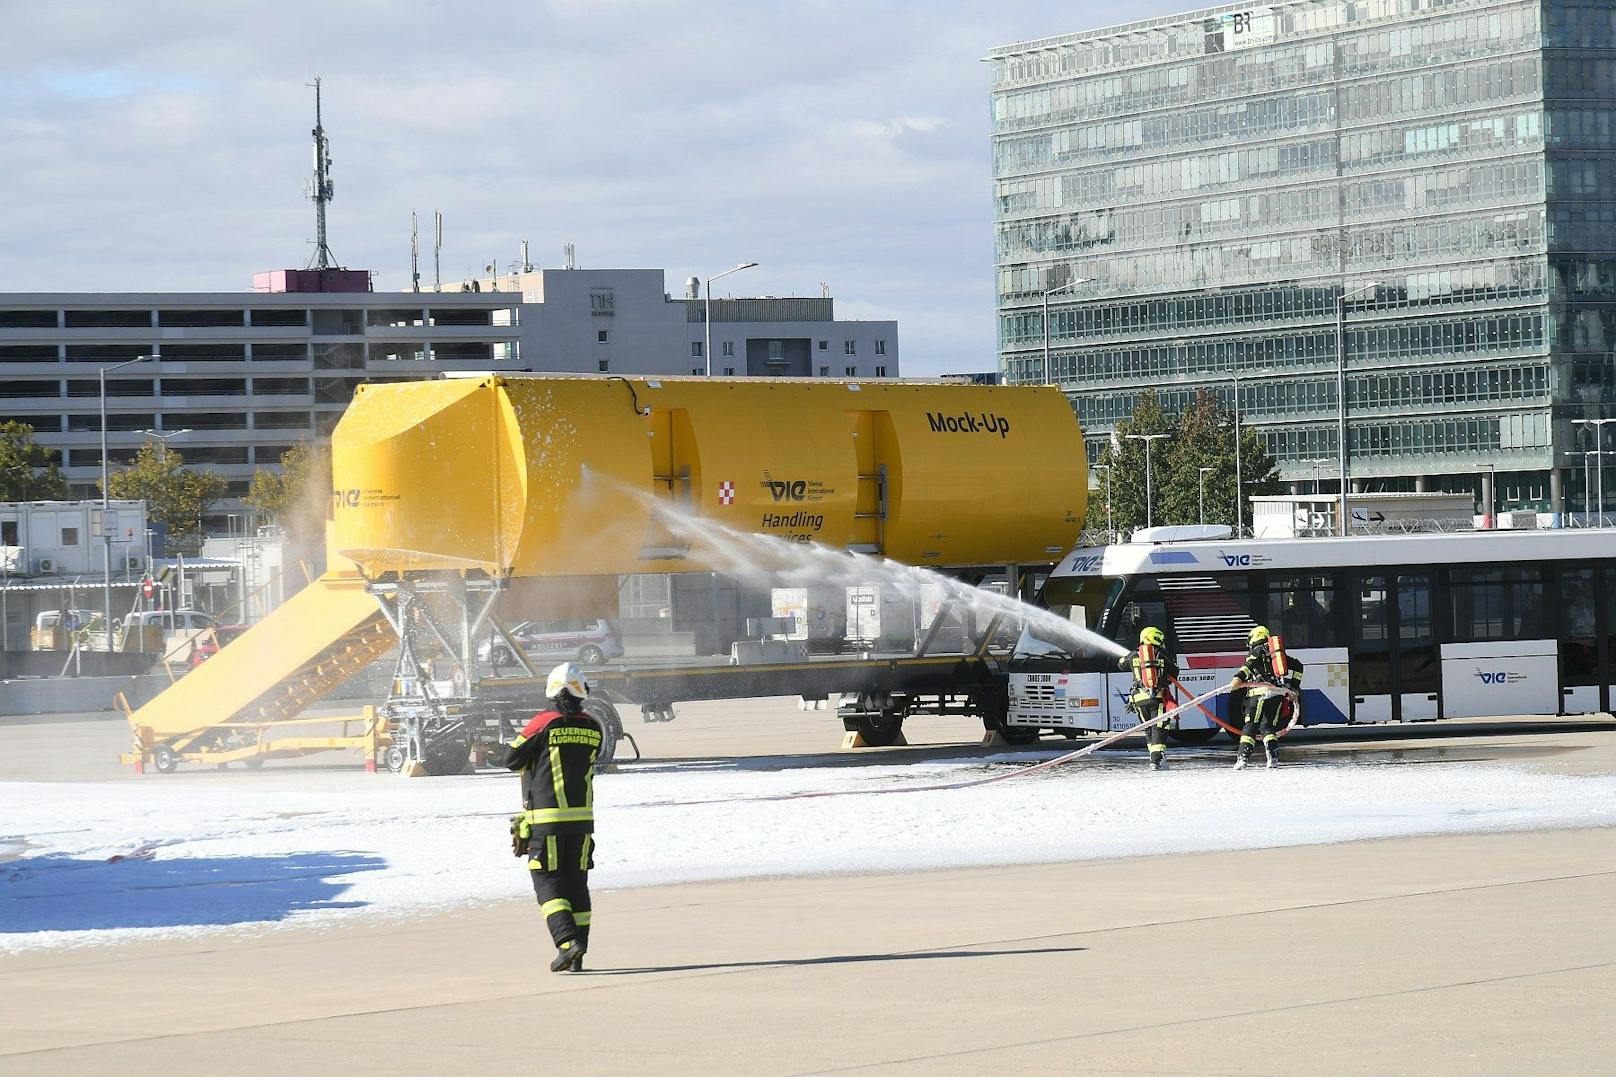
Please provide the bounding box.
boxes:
[244,442,330,524]
[103,439,228,549]
[0,421,67,501]
[1098,390,1281,537]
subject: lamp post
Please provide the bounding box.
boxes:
[1565,451,1597,525]
[1091,463,1114,542]
[1040,276,1094,386]
[1220,365,1274,538]
[703,262,758,377]
[1335,281,1381,536]
[1126,433,1171,530]
[100,354,155,651]
[1574,418,1616,526]
[1198,466,1214,526]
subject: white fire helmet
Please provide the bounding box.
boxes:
[546,661,589,701]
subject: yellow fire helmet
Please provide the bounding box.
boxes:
[1248,625,1271,648]
[1139,627,1165,648]
[546,661,590,700]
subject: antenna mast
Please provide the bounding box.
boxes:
[433,211,443,290]
[410,211,421,292]
[305,77,337,270]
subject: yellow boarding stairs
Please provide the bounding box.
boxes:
[119,573,397,773]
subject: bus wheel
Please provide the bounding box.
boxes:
[991,717,1041,746]
[846,710,905,747]
[1166,727,1219,747]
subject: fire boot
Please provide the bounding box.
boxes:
[1148,751,1165,771]
[1264,739,1280,769]
[550,939,582,973]
[1234,740,1253,770]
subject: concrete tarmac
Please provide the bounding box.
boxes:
[3,706,1615,1074]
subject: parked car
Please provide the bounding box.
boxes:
[189,624,250,667]
[478,618,624,669]
[118,610,215,658]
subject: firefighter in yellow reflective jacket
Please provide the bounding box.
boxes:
[500,662,603,973]
[1117,627,1179,770]
[1230,626,1304,770]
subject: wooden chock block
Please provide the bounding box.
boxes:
[841,731,867,750]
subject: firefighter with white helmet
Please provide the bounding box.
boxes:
[1118,625,1179,770]
[1230,625,1304,770]
[499,661,604,972]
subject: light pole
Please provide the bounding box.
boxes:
[1198,466,1214,526]
[100,353,155,651]
[1127,433,1171,530]
[1091,463,1114,542]
[1335,281,1381,536]
[1220,365,1274,538]
[1041,276,1094,386]
[1574,418,1616,525]
[703,262,758,377]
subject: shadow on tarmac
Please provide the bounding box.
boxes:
[587,944,1088,976]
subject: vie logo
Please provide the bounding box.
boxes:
[1474,670,1520,686]
[1220,553,1252,567]
[1071,554,1103,573]
[333,489,361,509]
[766,480,808,502]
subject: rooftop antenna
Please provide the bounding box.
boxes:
[433,211,443,290]
[410,211,421,293]
[304,77,338,270]
[564,242,576,270]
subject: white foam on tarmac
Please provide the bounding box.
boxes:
[3,754,1614,953]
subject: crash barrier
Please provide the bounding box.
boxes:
[0,672,169,717]
[0,651,152,679]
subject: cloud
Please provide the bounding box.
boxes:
[0,1,1194,375]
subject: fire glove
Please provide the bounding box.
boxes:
[509,815,531,858]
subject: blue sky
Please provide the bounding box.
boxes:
[0,1,1194,375]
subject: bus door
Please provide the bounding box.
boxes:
[1560,567,1613,715]
[1351,572,1440,722]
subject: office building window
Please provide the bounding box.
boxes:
[723,367,736,376]
[845,366,857,376]
[819,365,829,376]
[597,330,608,343]
[875,365,887,377]
[818,340,828,351]
[844,340,856,355]
[875,340,887,355]
[691,341,703,357]
[692,368,702,376]
[767,341,784,360]
[723,341,735,357]
[61,527,79,547]
[598,359,609,372]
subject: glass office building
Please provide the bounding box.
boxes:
[990,0,1616,513]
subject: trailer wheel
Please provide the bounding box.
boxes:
[420,730,472,776]
[845,710,906,748]
[1167,727,1219,747]
[153,745,177,773]
[584,698,623,767]
[383,743,408,773]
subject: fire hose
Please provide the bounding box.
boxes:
[1170,676,1303,740]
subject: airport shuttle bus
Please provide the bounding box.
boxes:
[1007,529,1616,739]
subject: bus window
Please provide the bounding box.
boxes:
[1156,574,1254,653]
[1398,572,1440,698]
[1012,574,1120,664]
[1448,567,1545,642]
[1562,568,1600,688]
[1262,574,1341,648]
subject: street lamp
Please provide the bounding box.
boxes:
[703,262,758,377]
[1197,466,1215,526]
[100,353,156,651]
[1041,276,1095,386]
[1565,451,1599,525]
[1091,462,1114,542]
[1126,433,1172,530]
[1573,418,1616,525]
[1335,281,1381,536]
[1219,365,1275,538]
